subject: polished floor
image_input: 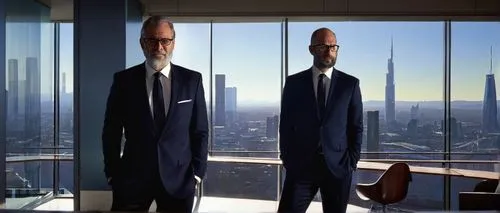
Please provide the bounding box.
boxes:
[33,196,370,212]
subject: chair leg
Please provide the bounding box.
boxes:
[382,205,387,213]
[367,203,374,213]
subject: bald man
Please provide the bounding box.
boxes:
[102,16,208,212]
[278,28,363,213]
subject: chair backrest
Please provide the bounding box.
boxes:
[459,192,500,210]
[377,162,412,205]
[474,179,499,193]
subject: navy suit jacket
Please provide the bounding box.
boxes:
[102,63,208,198]
[279,68,363,179]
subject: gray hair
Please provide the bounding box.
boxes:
[140,16,176,39]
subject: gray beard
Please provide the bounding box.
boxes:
[147,53,173,71]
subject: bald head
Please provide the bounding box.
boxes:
[310,28,336,46]
[309,27,338,71]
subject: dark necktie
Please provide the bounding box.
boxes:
[153,72,166,133]
[317,73,326,118]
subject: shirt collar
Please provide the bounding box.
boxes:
[312,65,333,79]
[145,61,171,79]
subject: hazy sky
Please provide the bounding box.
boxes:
[36,21,500,104]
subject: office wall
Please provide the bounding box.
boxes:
[74,0,142,211]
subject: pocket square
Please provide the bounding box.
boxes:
[177,99,192,104]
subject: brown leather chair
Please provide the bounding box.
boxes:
[473,179,499,193]
[356,162,412,212]
[458,179,500,211]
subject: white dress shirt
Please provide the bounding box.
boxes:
[145,62,171,116]
[312,65,333,106]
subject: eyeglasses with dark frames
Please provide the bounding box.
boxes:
[142,37,174,47]
[311,44,340,52]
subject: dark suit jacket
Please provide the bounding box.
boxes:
[102,63,208,198]
[279,68,363,179]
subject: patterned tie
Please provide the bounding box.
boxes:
[153,72,166,133]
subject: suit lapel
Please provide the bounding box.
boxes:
[324,69,339,120]
[136,63,155,136]
[163,64,180,130]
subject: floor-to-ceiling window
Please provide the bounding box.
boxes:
[208,22,282,200]
[4,0,55,208]
[58,22,74,194]
[450,21,500,209]
[288,21,446,211]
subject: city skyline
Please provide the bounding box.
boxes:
[7,22,500,104]
[121,22,500,105]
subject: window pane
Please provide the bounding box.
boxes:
[288,21,445,210]
[212,23,281,158]
[450,21,500,210]
[59,22,74,194]
[171,23,210,110]
[5,0,55,208]
[204,162,278,202]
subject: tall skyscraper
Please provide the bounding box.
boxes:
[266,115,279,139]
[385,38,396,126]
[410,103,419,120]
[215,74,226,126]
[482,47,498,133]
[366,111,380,159]
[8,59,19,119]
[24,57,41,189]
[225,87,237,126]
[407,119,418,138]
[62,72,67,95]
[25,57,41,140]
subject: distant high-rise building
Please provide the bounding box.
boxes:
[385,38,396,126]
[482,47,499,133]
[266,115,279,139]
[225,87,237,125]
[215,74,226,126]
[410,103,419,120]
[441,117,463,140]
[25,57,41,140]
[62,72,67,95]
[450,117,463,140]
[19,80,26,115]
[8,59,19,119]
[24,57,41,189]
[407,119,418,138]
[366,111,379,159]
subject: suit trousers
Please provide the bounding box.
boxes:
[111,172,194,213]
[278,154,353,213]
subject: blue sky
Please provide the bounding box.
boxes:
[52,21,500,104]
